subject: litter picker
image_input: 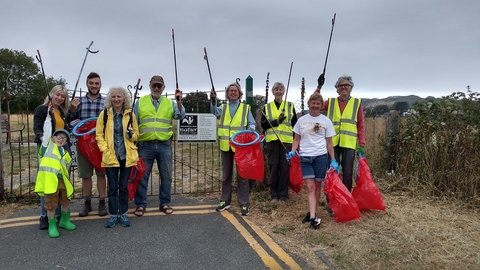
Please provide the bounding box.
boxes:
[203,47,216,104]
[35,50,51,101]
[172,29,180,101]
[318,13,336,89]
[71,41,99,101]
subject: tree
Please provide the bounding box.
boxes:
[0,48,66,114]
[250,94,266,115]
[391,101,409,115]
[181,91,210,113]
[370,104,390,117]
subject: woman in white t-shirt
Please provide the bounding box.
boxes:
[288,93,338,229]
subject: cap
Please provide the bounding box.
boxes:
[150,75,164,85]
[53,129,71,143]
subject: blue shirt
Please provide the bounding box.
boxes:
[68,94,106,121]
[113,111,126,161]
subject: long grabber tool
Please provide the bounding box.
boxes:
[281,61,294,114]
[203,47,216,105]
[126,78,142,135]
[261,110,289,153]
[71,41,99,102]
[322,13,336,76]
[35,50,51,102]
[172,29,181,101]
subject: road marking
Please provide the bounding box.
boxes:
[243,217,302,270]
[222,211,283,270]
[0,204,301,269]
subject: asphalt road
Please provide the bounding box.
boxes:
[0,195,308,270]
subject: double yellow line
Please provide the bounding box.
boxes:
[0,204,301,269]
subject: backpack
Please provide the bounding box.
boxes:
[103,108,133,134]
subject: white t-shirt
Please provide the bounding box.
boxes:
[292,114,335,156]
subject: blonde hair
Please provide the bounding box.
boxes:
[307,93,324,108]
[42,85,69,113]
[104,86,133,110]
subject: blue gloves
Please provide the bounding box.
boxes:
[286,151,296,161]
[329,159,340,173]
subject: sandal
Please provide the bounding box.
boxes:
[134,207,145,217]
[160,205,173,215]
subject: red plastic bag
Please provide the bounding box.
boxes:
[352,156,386,211]
[229,131,264,181]
[128,157,146,199]
[289,155,303,194]
[324,168,361,222]
[72,117,105,172]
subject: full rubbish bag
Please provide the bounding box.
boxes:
[128,157,146,199]
[324,168,361,222]
[72,117,105,172]
[352,155,386,211]
[229,130,265,181]
[289,155,303,194]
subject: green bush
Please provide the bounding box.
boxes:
[379,91,480,204]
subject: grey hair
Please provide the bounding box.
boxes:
[335,75,354,88]
[271,82,285,94]
[225,80,243,101]
[104,86,133,110]
[42,85,70,113]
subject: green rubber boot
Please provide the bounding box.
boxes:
[59,209,76,231]
[48,217,59,238]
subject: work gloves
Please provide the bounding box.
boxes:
[329,159,340,173]
[278,113,286,124]
[317,73,325,88]
[286,150,298,162]
[357,145,365,156]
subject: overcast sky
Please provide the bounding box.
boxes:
[2,0,479,103]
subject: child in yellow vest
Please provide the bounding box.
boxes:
[34,104,76,238]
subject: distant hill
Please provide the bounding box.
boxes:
[361,95,438,109]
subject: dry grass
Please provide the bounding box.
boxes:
[246,183,480,270]
[1,180,479,269]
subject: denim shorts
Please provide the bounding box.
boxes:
[300,154,328,182]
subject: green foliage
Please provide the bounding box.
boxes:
[391,101,409,114]
[365,104,390,117]
[379,90,480,203]
[0,48,67,114]
[181,91,210,113]
[250,94,266,115]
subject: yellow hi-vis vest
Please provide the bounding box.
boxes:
[34,141,73,199]
[138,95,173,141]
[327,97,361,150]
[264,101,294,143]
[218,103,250,152]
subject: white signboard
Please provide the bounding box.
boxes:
[177,113,217,143]
[69,133,78,167]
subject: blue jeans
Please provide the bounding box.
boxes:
[134,140,172,208]
[106,159,131,216]
[300,154,328,182]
